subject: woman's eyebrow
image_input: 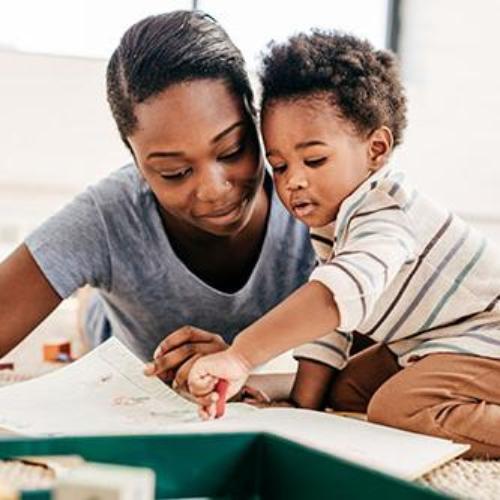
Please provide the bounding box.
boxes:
[146,121,245,160]
[211,121,245,144]
[147,150,184,160]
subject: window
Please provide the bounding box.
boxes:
[0,0,389,61]
[0,1,391,258]
[199,0,390,68]
[0,0,191,58]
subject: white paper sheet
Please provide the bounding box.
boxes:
[218,408,469,480]
[0,338,254,436]
[0,338,468,479]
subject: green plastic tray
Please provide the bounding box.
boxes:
[0,432,448,499]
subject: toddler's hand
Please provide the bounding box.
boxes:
[143,326,227,391]
[188,349,251,420]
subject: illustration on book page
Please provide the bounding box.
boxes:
[0,338,254,436]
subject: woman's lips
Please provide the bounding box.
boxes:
[199,200,247,225]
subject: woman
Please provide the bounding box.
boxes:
[0,11,315,390]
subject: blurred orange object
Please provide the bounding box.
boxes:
[43,339,72,362]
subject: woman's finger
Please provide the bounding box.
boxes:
[153,326,225,358]
[145,340,228,378]
[239,385,271,404]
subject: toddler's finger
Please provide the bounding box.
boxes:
[207,401,217,420]
[195,392,219,408]
[198,406,211,421]
[189,374,217,396]
[174,353,202,390]
[197,395,218,421]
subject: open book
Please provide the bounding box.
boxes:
[0,338,468,480]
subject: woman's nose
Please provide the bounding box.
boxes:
[196,166,232,202]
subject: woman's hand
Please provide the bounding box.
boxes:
[143,326,228,391]
[187,349,251,420]
[240,390,295,409]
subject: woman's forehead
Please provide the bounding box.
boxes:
[132,79,247,145]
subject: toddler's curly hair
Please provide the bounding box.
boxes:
[259,30,407,147]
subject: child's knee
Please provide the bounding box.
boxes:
[367,381,456,435]
[366,383,406,427]
[329,376,367,413]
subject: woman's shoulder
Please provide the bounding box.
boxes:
[90,163,148,201]
[85,163,155,216]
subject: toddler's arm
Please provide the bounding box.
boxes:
[188,280,340,418]
[290,359,339,410]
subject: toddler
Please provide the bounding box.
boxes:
[188,30,500,458]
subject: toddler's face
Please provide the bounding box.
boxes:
[262,97,374,227]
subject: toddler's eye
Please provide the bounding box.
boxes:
[305,157,327,168]
[272,164,287,174]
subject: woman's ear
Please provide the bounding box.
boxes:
[367,126,394,171]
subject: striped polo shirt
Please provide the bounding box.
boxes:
[293,165,500,369]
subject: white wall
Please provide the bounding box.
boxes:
[395,0,500,244]
[2,1,500,254]
[0,50,130,257]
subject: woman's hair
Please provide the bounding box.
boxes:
[259,30,407,147]
[106,10,255,149]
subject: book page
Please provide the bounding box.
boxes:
[0,338,468,479]
[0,338,254,436]
[217,408,469,480]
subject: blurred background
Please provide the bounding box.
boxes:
[1,0,499,365]
[1,0,499,260]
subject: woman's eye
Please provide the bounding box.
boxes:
[218,143,245,161]
[160,168,192,181]
[305,157,327,168]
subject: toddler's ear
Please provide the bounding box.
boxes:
[368,126,394,171]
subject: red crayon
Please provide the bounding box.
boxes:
[215,379,229,418]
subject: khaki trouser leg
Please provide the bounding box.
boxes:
[367,353,500,459]
[329,344,500,458]
[328,343,401,413]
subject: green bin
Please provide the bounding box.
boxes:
[0,432,448,499]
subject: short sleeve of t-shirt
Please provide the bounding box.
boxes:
[25,188,112,299]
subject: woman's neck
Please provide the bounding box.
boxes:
[160,185,270,293]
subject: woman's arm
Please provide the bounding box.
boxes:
[0,244,61,357]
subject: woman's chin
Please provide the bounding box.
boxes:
[200,199,251,236]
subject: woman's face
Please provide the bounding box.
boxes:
[128,79,263,238]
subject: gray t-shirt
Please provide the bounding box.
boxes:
[25,165,315,361]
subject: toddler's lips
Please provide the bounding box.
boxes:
[292,202,316,218]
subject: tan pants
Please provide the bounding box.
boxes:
[329,343,500,459]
